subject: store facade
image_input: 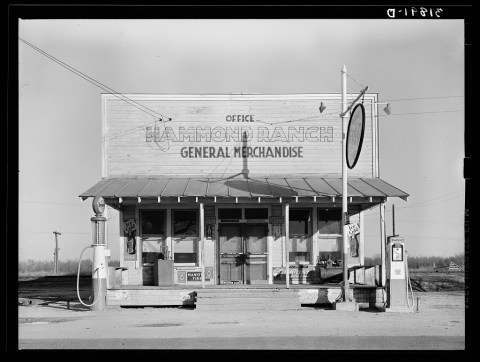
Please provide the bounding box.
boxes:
[80,93,408,290]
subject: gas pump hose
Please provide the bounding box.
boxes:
[405,251,415,309]
[76,245,101,307]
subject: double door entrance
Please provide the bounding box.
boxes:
[218,223,268,285]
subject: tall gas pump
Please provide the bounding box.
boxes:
[386,237,415,312]
[77,196,108,311]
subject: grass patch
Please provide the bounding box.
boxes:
[409,271,464,292]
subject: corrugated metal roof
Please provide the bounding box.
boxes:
[79,176,408,201]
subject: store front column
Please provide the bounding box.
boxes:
[284,203,290,289]
[200,202,205,288]
[359,210,365,266]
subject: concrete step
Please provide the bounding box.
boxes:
[196,297,300,305]
[195,288,306,310]
[195,303,302,311]
[196,290,300,298]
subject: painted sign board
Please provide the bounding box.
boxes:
[269,216,283,224]
[102,94,378,178]
[123,219,137,261]
[187,271,202,281]
[177,270,186,283]
[205,267,213,281]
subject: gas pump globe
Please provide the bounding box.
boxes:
[92,195,105,215]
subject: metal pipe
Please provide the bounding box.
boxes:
[339,86,369,117]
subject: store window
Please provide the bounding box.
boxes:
[140,210,167,265]
[288,209,311,263]
[245,208,268,219]
[218,208,242,220]
[173,210,198,264]
[317,208,342,267]
[318,208,342,234]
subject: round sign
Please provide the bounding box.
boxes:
[346,103,366,169]
[92,196,106,215]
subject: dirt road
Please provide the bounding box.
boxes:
[17,291,465,350]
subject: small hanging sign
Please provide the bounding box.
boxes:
[123,219,137,261]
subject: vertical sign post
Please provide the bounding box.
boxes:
[53,231,61,275]
[341,65,350,302]
[337,66,368,308]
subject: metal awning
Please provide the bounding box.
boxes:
[79,176,408,201]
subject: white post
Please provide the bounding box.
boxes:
[341,65,350,302]
[359,210,365,266]
[380,203,386,287]
[200,202,205,289]
[284,203,290,289]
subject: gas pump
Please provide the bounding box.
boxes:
[76,196,108,311]
[386,236,414,312]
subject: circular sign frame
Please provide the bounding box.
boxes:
[92,196,106,215]
[346,103,366,169]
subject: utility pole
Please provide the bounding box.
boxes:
[53,231,61,275]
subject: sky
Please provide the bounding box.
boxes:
[17,17,465,262]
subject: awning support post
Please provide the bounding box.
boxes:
[359,210,365,266]
[200,202,205,289]
[284,203,290,289]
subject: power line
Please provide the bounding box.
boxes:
[363,197,461,213]
[397,195,462,210]
[379,110,464,116]
[380,96,464,102]
[19,37,172,122]
[396,191,462,209]
[362,191,462,215]
[346,73,366,90]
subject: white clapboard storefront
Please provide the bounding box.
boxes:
[80,93,408,287]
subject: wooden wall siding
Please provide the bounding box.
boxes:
[204,238,215,278]
[103,94,377,178]
[270,204,284,268]
[317,237,342,252]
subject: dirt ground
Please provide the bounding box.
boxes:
[16,276,467,350]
